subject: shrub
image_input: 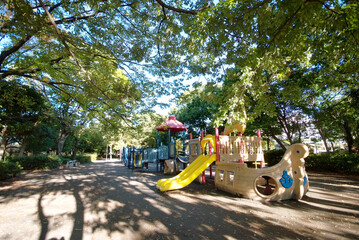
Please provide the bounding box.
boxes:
[306,152,359,174]
[46,155,62,169]
[0,160,23,180]
[84,153,98,162]
[59,156,72,165]
[264,149,359,174]
[264,149,286,167]
[62,154,93,164]
[75,154,92,164]
[9,155,62,170]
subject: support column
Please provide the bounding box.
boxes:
[215,127,220,162]
[105,144,108,161]
[109,144,113,161]
[156,131,159,172]
[201,130,205,184]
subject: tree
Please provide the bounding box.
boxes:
[280,67,359,152]
[181,1,358,126]
[174,84,219,137]
[0,0,211,127]
[25,119,58,154]
[77,126,107,154]
[0,80,47,158]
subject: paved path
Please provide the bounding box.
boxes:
[0,160,358,240]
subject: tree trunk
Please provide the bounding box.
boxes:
[330,140,335,152]
[317,125,330,153]
[19,137,28,157]
[342,120,356,153]
[268,133,287,150]
[297,121,302,143]
[57,129,68,155]
[71,137,79,160]
[277,114,293,145]
[0,125,8,160]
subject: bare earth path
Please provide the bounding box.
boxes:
[0,160,358,240]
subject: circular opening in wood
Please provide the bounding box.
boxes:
[255,176,277,197]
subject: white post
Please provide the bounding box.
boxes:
[110,144,113,161]
[106,144,108,160]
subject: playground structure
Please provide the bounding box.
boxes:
[156,127,310,201]
[122,115,310,201]
[121,139,181,171]
[121,115,188,172]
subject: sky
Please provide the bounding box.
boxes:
[153,75,208,116]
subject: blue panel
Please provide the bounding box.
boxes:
[280,170,293,188]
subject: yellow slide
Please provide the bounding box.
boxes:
[156,154,217,192]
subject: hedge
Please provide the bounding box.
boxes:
[0,160,23,180]
[264,149,286,167]
[1,153,97,181]
[62,154,95,164]
[264,149,359,174]
[8,155,62,170]
[306,152,359,174]
[75,155,92,164]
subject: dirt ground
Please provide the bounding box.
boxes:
[0,159,358,240]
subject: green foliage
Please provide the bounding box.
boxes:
[9,155,62,170]
[25,121,58,154]
[264,149,286,167]
[306,152,359,174]
[58,156,71,165]
[63,154,93,164]
[2,1,358,155]
[120,113,165,148]
[1,0,189,128]
[0,160,23,180]
[180,0,359,152]
[0,80,47,153]
[264,149,359,174]
[174,84,219,136]
[83,153,98,162]
[77,127,106,153]
[73,155,92,164]
[0,80,45,121]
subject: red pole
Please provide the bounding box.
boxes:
[190,133,193,140]
[200,130,204,154]
[209,140,213,179]
[201,130,205,184]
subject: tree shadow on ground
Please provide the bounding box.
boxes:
[1,162,358,239]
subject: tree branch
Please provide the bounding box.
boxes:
[269,3,304,45]
[0,35,32,67]
[54,12,100,25]
[155,0,210,15]
[306,0,341,15]
[0,56,64,79]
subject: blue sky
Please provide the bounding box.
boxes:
[153,75,208,116]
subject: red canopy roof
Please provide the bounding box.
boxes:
[156,115,187,132]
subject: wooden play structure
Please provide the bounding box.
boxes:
[122,114,310,201]
[157,122,310,201]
